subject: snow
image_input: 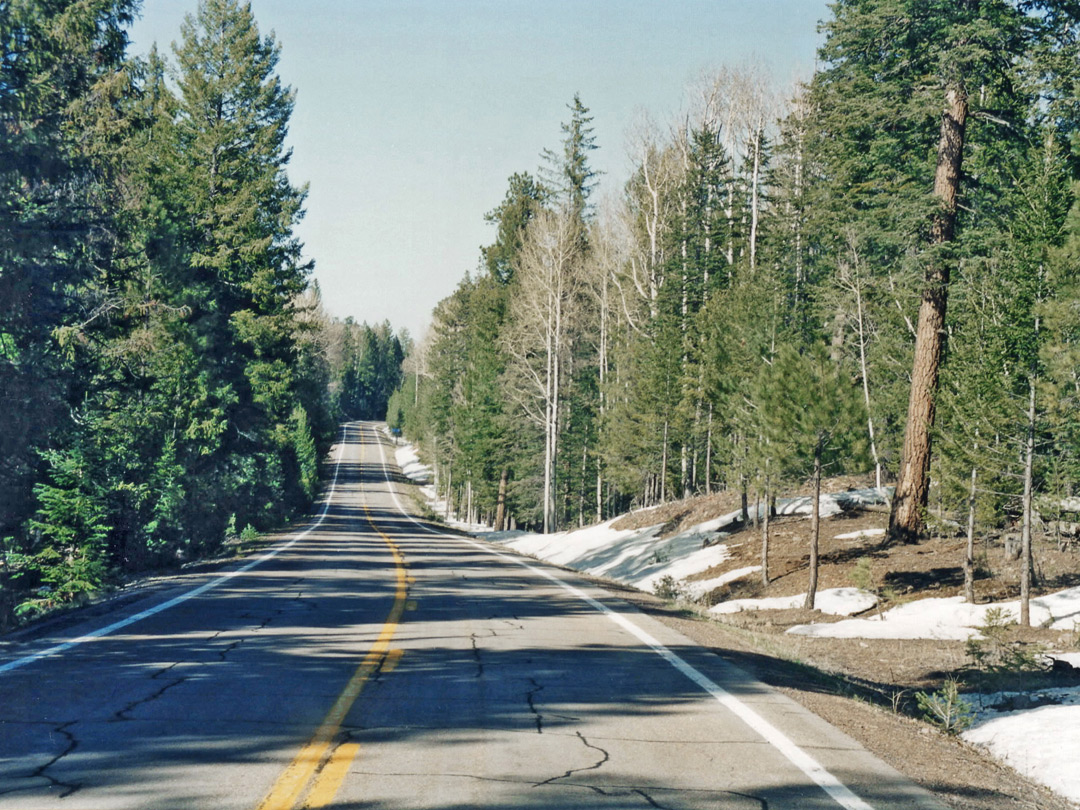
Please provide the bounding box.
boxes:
[787,586,1080,640]
[392,437,1080,806]
[710,587,878,616]
[492,517,735,593]
[964,689,1080,805]
[781,586,1080,804]
[685,566,761,600]
[834,528,886,541]
[394,442,433,485]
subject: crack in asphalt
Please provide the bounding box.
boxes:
[150,661,181,680]
[217,639,243,662]
[632,788,670,808]
[112,677,187,721]
[525,679,544,734]
[469,634,484,678]
[343,768,729,805]
[0,721,85,799]
[534,730,610,787]
[202,612,276,663]
[253,760,770,809]
[35,722,81,797]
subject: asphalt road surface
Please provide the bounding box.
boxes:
[0,422,948,809]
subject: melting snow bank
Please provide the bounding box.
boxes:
[491,518,735,594]
[710,587,878,616]
[394,442,433,485]
[392,440,489,533]
[964,688,1080,805]
[786,586,1080,640]
[392,435,885,612]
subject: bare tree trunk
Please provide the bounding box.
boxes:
[681,443,689,500]
[704,405,713,496]
[1020,381,1036,627]
[597,273,608,524]
[748,121,763,273]
[445,466,452,520]
[579,443,588,527]
[596,457,603,524]
[805,450,822,610]
[889,84,967,544]
[495,467,509,531]
[964,462,978,604]
[660,420,669,505]
[543,385,556,534]
[761,473,771,586]
[844,241,883,490]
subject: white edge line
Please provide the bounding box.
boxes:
[0,426,352,676]
[372,432,876,810]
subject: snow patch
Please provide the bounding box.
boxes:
[709,587,878,616]
[964,688,1080,805]
[787,585,1080,640]
[834,528,886,541]
[685,566,761,600]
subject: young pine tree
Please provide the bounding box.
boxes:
[754,343,868,609]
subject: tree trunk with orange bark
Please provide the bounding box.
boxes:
[888,84,968,545]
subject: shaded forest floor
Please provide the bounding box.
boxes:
[596,475,1080,809]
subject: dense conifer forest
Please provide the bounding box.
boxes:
[0,0,404,626]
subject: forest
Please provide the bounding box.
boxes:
[6,0,1080,631]
[391,0,1080,621]
[0,0,405,626]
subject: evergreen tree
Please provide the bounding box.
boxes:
[172,0,312,529]
[541,94,600,225]
[754,343,868,609]
[0,0,136,542]
[811,0,1039,543]
[482,172,547,284]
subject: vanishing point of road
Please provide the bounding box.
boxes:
[0,422,947,809]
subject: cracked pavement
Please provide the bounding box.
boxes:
[0,423,949,809]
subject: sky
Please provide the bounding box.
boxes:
[128,0,832,341]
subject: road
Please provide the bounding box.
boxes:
[0,422,946,809]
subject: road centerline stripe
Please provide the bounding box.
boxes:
[255,423,408,810]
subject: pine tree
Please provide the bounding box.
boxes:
[754,343,868,609]
[0,0,137,542]
[541,94,600,225]
[172,0,312,527]
[482,172,547,284]
[810,0,1036,543]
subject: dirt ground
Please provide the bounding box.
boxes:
[599,477,1080,810]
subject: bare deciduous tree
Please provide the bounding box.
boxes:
[502,209,585,533]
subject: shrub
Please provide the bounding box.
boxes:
[653,575,686,601]
[966,607,1046,674]
[915,678,974,735]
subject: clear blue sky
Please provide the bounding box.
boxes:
[128,0,831,340]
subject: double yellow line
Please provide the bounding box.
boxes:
[256,431,409,810]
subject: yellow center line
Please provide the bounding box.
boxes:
[299,742,360,809]
[256,427,408,810]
